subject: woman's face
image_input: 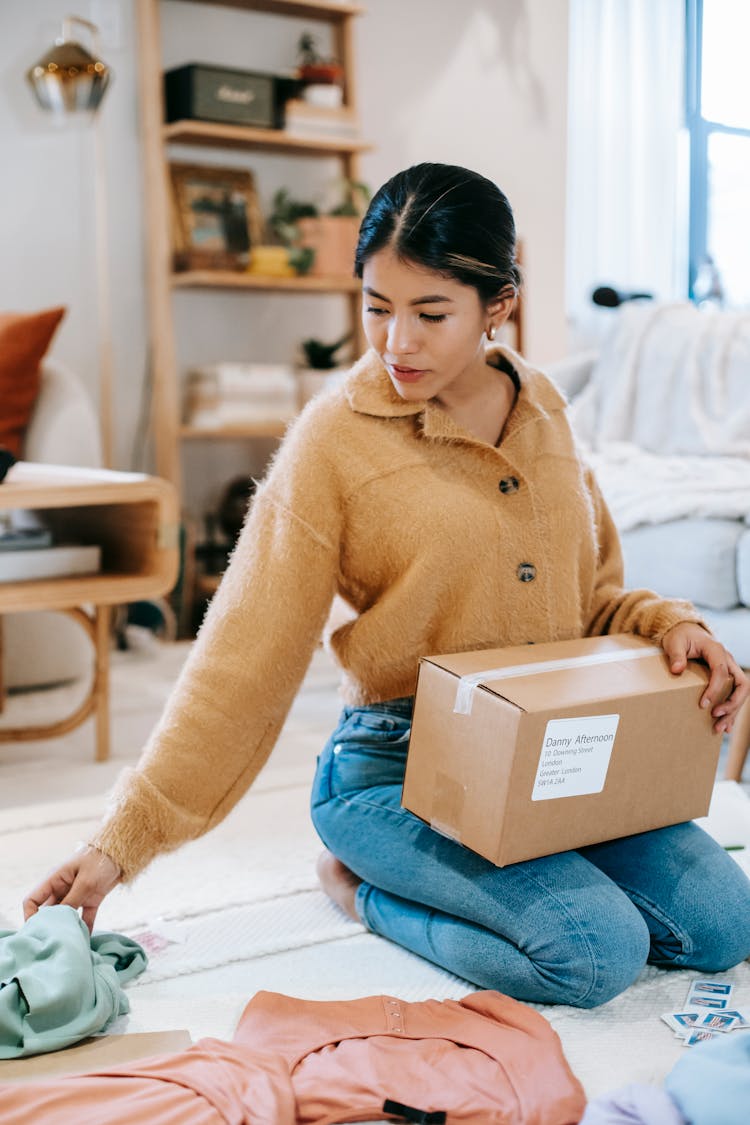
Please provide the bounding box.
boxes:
[361,247,504,402]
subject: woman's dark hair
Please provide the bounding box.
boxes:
[354,163,521,302]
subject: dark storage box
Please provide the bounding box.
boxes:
[164,64,299,129]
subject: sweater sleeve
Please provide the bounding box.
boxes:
[89,408,342,881]
[583,467,708,642]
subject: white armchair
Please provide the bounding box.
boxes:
[3,360,102,691]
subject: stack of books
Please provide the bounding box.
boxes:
[282,98,359,140]
[184,363,299,429]
[0,525,101,582]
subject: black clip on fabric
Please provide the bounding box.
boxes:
[382,1099,447,1124]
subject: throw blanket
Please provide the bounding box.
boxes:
[568,302,750,529]
[570,302,750,457]
[585,443,750,532]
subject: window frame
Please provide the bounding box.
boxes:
[685,0,750,299]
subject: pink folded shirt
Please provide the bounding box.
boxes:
[0,989,586,1124]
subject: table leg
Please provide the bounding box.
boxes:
[94,605,111,763]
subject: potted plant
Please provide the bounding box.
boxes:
[296,32,343,86]
[266,188,317,275]
[295,178,370,278]
[297,332,352,406]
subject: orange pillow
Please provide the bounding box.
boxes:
[0,306,66,456]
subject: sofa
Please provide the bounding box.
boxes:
[547,301,750,779]
[3,359,102,692]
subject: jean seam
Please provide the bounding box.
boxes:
[614,884,694,962]
[507,863,604,1006]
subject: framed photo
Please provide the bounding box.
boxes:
[169,162,264,271]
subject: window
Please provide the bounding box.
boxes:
[686,0,750,305]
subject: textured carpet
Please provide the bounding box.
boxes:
[1,640,749,1101]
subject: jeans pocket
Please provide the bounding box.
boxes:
[338,708,411,741]
[321,707,410,796]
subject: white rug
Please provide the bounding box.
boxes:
[1,641,749,1102]
[1,771,748,1098]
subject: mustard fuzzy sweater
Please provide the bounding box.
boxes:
[91,346,703,880]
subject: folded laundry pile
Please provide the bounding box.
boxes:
[0,905,146,1058]
[0,988,586,1124]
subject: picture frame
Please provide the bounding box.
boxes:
[169,162,264,271]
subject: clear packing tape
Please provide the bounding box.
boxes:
[453,645,661,715]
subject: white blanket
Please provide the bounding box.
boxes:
[570,302,750,458]
[585,442,750,531]
[568,302,750,528]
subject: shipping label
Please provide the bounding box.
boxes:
[531,714,620,800]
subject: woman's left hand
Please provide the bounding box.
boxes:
[661,622,749,735]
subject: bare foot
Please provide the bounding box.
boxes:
[316,850,361,921]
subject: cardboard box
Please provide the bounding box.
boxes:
[402,634,723,866]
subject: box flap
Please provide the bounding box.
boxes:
[426,634,707,715]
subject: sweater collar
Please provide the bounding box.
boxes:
[343,345,567,443]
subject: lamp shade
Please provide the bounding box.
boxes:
[26,29,111,115]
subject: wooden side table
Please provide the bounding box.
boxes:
[0,462,179,762]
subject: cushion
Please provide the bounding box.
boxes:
[0,306,66,455]
[620,518,743,612]
[699,607,750,668]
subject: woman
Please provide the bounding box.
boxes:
[25,164,750,1007]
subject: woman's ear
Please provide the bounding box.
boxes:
[485,287,516,334]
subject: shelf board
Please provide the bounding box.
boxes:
[180,422,290,439]
[0,572,173,614]
[163,120,371,157]
[171,269,360,293]
[176,0,363,19]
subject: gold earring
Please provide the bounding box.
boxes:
[487,324,497,341]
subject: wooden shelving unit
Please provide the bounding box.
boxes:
[136,0,369,493]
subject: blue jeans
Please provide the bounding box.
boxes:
[310,699,750,1008]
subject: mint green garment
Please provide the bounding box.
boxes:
[0,904,147,1058]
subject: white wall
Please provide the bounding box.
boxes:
[0,0,569,510]
[356,0,570,368]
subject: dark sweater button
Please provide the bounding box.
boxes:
[517,562,536,582]
[499,476,520,494]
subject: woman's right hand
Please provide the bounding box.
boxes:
[23,846,122,933]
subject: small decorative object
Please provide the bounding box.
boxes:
[247,245,296,278]
[296,32,343,87]
[164,64,298,130]
[170,163,264,271]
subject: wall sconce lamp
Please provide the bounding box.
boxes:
[26,16,116,468]
[26,15,112,115]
